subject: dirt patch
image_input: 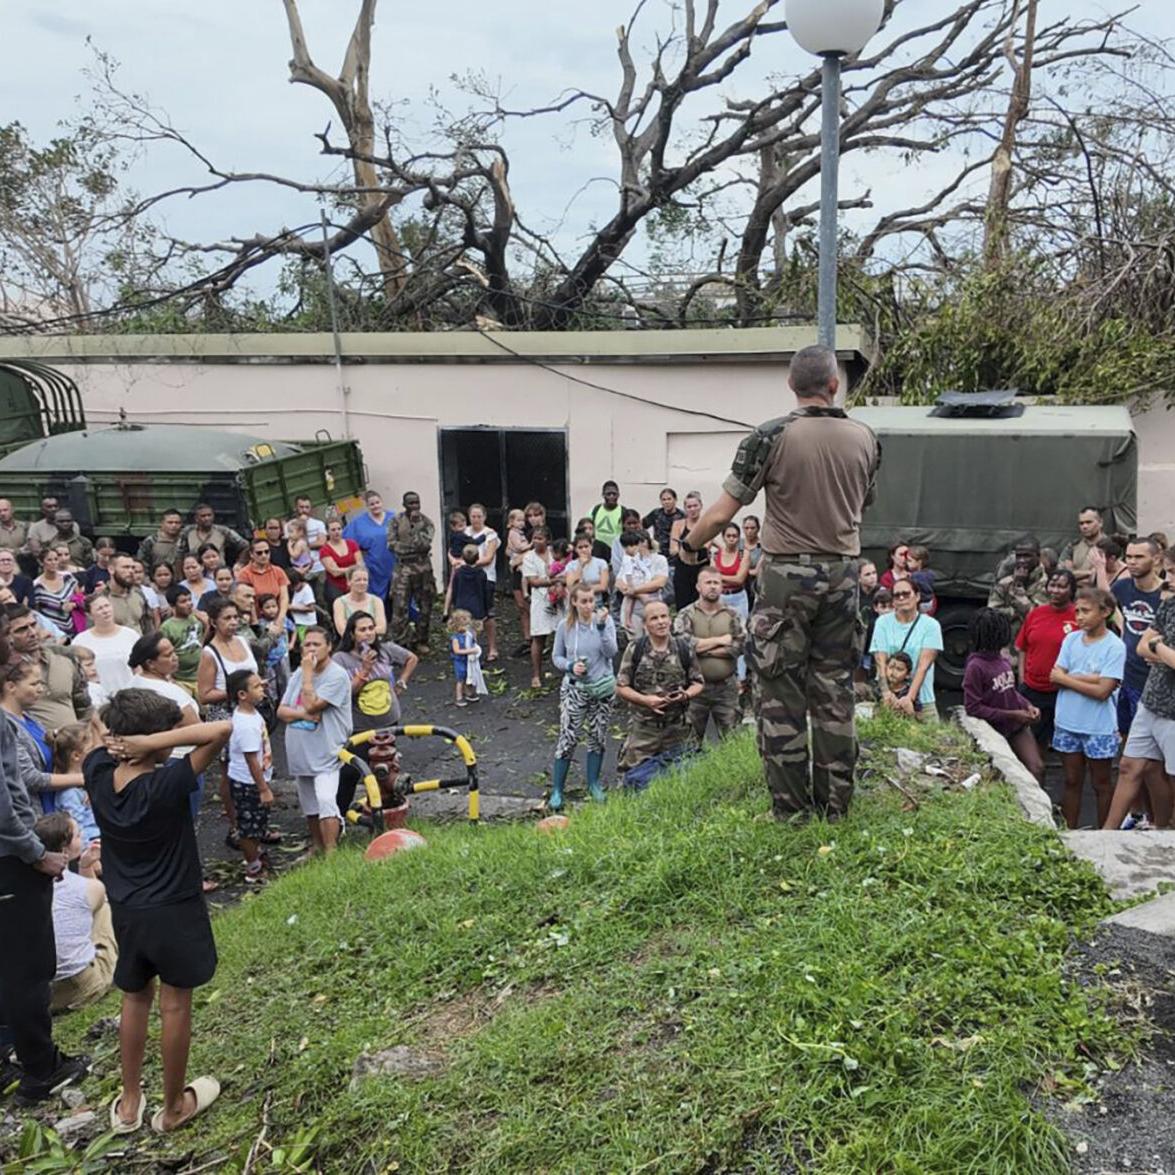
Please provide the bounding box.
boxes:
[1043,921,1175,1174]
[352,982,560,1091]
[628,930,692,968]
[407,981,561,1049]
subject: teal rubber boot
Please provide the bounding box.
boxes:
[549,757,570,811]
[586,751,606,803]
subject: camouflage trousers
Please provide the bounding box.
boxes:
[688,676,741,742]
[390,561,437,648]
[619,711,695,770]
[747,555,861,817]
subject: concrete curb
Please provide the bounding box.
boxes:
[1103,891,1175,935]
[950,708,1175,937]
[954,710,1055,828]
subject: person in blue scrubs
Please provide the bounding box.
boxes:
[343,491,395,602]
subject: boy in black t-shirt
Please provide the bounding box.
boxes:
[85,689,230,1136]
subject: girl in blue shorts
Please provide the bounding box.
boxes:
[1049,587,1126,829]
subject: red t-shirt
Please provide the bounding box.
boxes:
[1015,603,1078,692]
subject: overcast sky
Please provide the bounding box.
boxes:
[4,1,1170,295]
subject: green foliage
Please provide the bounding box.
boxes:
[5,1122,121,1173]
[0,119,168,326]
[57,725,1129,1173]
[859,257,1175,407]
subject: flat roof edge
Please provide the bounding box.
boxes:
[0,326,870,365]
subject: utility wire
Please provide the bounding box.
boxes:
[473,328,755,429]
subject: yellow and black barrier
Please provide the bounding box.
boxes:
[338,746,385,834]
[339,724,480,829]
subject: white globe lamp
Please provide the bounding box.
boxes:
[785,0,885,58]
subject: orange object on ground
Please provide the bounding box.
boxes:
[536,815,570,834]
[364,828,427,861]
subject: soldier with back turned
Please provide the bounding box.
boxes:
[681,345,880,822]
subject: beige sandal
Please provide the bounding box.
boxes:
[150,1075,220,1133]
[109,1087,145,1135]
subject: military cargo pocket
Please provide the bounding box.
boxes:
[747,605,795,680]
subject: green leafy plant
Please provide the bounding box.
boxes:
[5,1122,121,1174]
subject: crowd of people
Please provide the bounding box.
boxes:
[852,513,1175,833]
[2,448,1175,1133]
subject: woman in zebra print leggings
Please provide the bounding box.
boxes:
[549,583,619,810]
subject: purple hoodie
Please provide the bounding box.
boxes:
[963,651,1033,739]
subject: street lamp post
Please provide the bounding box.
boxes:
[785,0,885,350]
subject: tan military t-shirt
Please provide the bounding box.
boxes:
[724,409,879,557]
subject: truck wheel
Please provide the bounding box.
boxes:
[933,603,979,693]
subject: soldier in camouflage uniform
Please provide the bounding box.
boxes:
[672,566,746,740]
[987,537,1050,639]
[389,492,436,653]
[616,601,705,771]
[136,510,184,574]
[680,345,881,821]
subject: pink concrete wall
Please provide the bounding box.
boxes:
[19,354,1173,551]
[1133,399,1175,542]
[45,357,827,549]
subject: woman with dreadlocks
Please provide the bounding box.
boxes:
[964,607,1045,785]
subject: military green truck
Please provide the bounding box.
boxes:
[0,359,366,538]
[851,400,1138,690]
[0,359,86,458]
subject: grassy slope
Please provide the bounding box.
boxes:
[63,721,1125,1174]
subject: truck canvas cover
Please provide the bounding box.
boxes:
[850,404,1137,596]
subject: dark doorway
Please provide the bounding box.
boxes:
[439,428,569,567]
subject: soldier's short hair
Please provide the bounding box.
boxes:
[789,345,838,397]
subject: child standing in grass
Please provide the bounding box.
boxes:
[447,609,482,707]
[225,670,274,886]
[1049,587,1126,829]
[86,689,230,1135]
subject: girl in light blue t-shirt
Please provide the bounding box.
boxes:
[1049,587,1125,829]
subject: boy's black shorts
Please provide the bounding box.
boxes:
[231,780,270,841]
[111,897,217,992]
